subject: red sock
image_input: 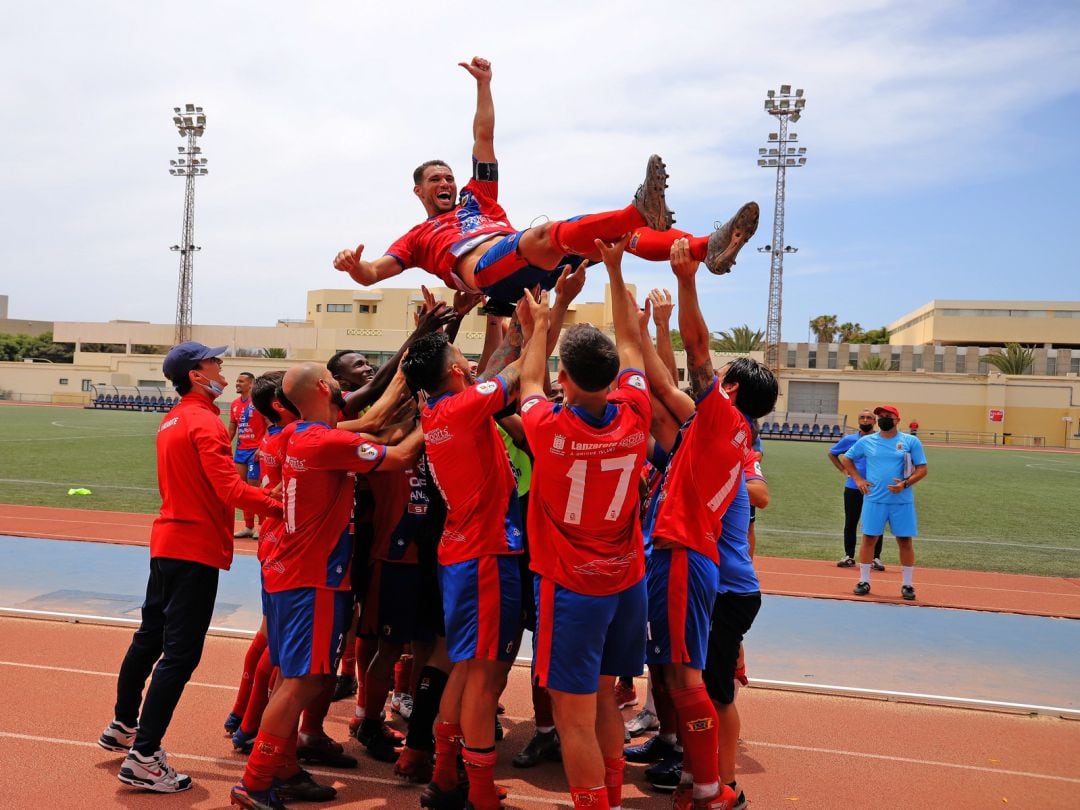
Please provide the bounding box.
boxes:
[669,683,719,789]
[433,721,463,791]
[549,205,646,256]
[603,756,625,807]
[571,786,610,809]
[242,729,288,793]
[627,227,709,261]
[655,682,678,735]
[277,729,299,780]
[231,632,268,716]
[394,654,413,694]
[532,683,554,728]
[341,637,356,678]
[300,679,333,736]
[364,670,393,722]
[463,746,499,810]
[243,510,255,529]
[240,649,274,734]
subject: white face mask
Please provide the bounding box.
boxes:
[195,373,225,399]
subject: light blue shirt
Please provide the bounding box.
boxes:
[845,432,926,504]
[829,432,869,490]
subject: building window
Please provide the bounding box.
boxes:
[315,304,322,312]
[934,354,944,372]
[890,349,901,371]
[786,349,796,368]
[807,350,817,369]
[326,303,352,313]
[827,350,837,369]
[1072,358,1080,374]
[59,378,69,385]
[1047,357,1057,375]
[956,354,966,373]
[81,379,93,392]
[357,304,377,314]
[849,349,859,368]
[912,352,923,371]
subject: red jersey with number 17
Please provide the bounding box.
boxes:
[522,369,652,596]
[264,422,386,594]
[421,376,523,566]
[648,376,752,564]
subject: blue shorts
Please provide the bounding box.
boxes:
[234,447,259,480]
[532,575,646,695]
[265,587,352,678]
[474,231,560,306]
[645,547,719,671]
[861,500,918,537]
[440,555,521,664]
[359,561,434,644]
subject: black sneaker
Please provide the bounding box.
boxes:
[836,556,856,568]
[632,154,673,232]
[420,781,467,810]
[356,720,401,763]
[331,674,357,702]
[704,202,759,275]
[625,734,675,763]
[274,768,336,802]
[297,734,358,769]
[512,729,561,768]
[853,581,871,596]
[231,784,287,810]
[645,751,683,792]
[901,585,916,601]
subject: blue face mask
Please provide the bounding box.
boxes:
[195,374,225,399]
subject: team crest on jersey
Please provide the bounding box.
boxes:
[552,434,566,453]
[732,428,747,449]
[356,443,380,461]
[521,397,541,413]
[627,373,646,390]
[897,441,904,451]
[476,380,499,395]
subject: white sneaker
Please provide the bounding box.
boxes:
[117,747,192,793]
[391,691,413,720]
[98,719,137,752]
[625,707,660,736]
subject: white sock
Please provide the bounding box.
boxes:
[353,705,365,719]
[859,563,872,582]
[643,671,656,714]
[694,780,719,800]
[536,725,555,734]
[902,566,914,587]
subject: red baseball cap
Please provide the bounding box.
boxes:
[874,404,900,418]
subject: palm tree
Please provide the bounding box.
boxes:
[711,325,764,352]
[981,343,1034,375]
[837,322,864,343]
[862,326,890,345]
[808,314,839,343]
[860,355,889,371]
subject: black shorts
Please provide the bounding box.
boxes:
[703,591,761,705]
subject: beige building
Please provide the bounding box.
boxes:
[887,300,1080,348]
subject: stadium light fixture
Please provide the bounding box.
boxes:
[169,103,208,344]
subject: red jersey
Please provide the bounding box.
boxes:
[150,394,282,570]
[522,369,652,596]
[367,455,430,565]
[255,423,295,565]
[384,177,515,290]
[265,422,386,593]
[648,376,752,564]
[744,448,765,483]
[230,397,268,450]
[421,376,524,565]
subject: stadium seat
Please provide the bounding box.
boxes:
[801,423,811,439]
[780,421,791,437]
[831,424,842,438]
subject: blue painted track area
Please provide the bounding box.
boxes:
[1,535,1077,714]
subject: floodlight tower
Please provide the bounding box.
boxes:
[169,104,208,345]
[758,85,807,371]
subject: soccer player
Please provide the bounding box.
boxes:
[841,404,928,600]
[518,236,652,810]
[636,238,778,810]
[100,342,282,794]
[401,306,536,810]
[333,57,760,312]
[230,371,268,539]
[231,363,423,810]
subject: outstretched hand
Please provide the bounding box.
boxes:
[458,56,492,83]
[452,290,485,317]
[669,237,700,280]
[554,262,587,306]
[594,234,630,271]
[648,288,674,327]
[333,244,365,274]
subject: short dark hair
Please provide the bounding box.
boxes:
[559,325,619,392]
[238,372,255,382]
[173,371,194,396]
[413,160,451,185]
[723,358,778,419]
[401,332,451,394]
[252,371,286,424]
[327,349,362,379]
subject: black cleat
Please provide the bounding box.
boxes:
[331,674,357,702]
[853,581,871,596]
[231,784,287,810]
[633,155,673,232]
[901,585,916,601]
[512,729,561,768]
[624,734,675,763]
[704,202,759,275]
[274,768,336,802]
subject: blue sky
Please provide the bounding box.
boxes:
[1,0,1077,341]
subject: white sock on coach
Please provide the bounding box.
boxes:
[902,566,914,587]
[859,563,872,582]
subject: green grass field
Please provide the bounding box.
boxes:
[1,405,1078,577]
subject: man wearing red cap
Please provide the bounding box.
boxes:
[840,404,928,600]
[99,341,283,793]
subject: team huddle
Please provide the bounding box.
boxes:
[98,57,781,810]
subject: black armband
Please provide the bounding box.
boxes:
[473,158,498,182]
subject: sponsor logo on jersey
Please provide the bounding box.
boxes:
[627,373,647,390]
[285,456,307,471]
[620,431,646,449]
[158,417,179,432]
[442,530,467,544]
[573,552,638,577]
[476,380,499,395]
[732,428,747,449]
[425,426,452,445]
[686,717,715,732]
[521,397,541,413]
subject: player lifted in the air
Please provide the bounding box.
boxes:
[333,57,759,313]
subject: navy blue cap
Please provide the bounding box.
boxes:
[163,341,228,381]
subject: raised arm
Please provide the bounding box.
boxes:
[670,237,714,398]
[594,236,643,372]
[333,245,404,287]
[519,290,551,403]
[459,57,495,163]
[648,288,678,385]
[547,261,587,355]
[638,297,695,424]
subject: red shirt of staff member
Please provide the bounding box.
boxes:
[99,341,283,794]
